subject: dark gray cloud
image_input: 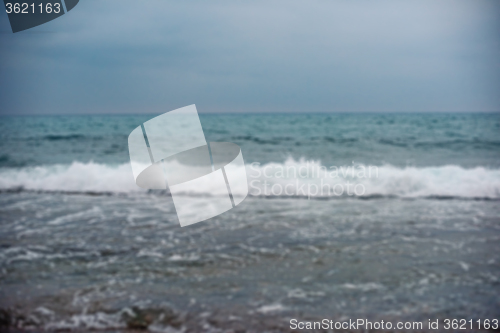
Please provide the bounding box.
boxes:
[0,0,499,114]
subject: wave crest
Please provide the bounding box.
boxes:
[0,159,499,199]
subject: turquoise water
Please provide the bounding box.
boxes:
[1,113,499,168]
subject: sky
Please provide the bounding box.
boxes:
[0,0,499,115]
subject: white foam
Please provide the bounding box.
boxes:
[341,282,385,291]
[0,158,499,199]
[256,303,286,313]
[246,157,500,199]
[45,312,125,331]
[0,162,141,193]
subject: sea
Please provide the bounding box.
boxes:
[0,113,499,332]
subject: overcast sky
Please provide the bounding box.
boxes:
[0,0,499,114]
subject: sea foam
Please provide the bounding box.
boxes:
[0,158,498,199]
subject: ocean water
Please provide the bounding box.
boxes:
[0,113,499,332]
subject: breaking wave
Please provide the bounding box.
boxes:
[0,158,499,199]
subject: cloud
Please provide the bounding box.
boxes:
[0,0,499,114]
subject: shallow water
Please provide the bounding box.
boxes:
[1,193,499,331]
